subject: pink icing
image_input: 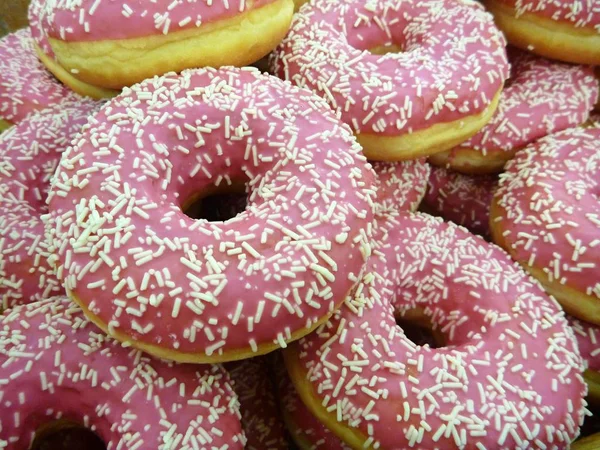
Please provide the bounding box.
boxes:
[424,166,497,237]
[292,212,586,448]
[37,0,278,42]
[45,67,376,359]
[0,296,245,449]
[28,0,55,58]
[569,316,600,373]
[0,29,68,124]
[372,160,430,215]
[270,0,509,137]
[493,0,600,30]
[276,358,349,450]
[225,357,288,450]
[0,96,101,310]
[444,49,598,163]
[493,127,600,300]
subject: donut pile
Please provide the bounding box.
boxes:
[0,0,599,448]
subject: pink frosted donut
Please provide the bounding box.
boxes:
[31,0,293,92]
[483,0,600,65]
[270,0,509,161]
[0,96,101,311]
[225,357,288,450]
[0,296,245,449]
[423,166,497,238]
[45,67,376,364]
[286,212,587,449]
[372,160,430,215]
[0,28,69,131]
[430,49,599,174]
[490,127,600,325]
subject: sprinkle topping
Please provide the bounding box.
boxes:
[0,296,245,450]
[569,316,600,373]
[372,160,430,215]
[270,0,509,136]
[0,96,101,310]
[493,127,600,300]
[447,49,598,159]
[45,67,376,360]
[293,212,587,449]
[424,166,496,238]
[37,0,280,42]
[0,29,69,124]
[494,0,600,31]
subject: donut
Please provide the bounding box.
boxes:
[372,160,430,216]
[32,0,294,92]
[0,28,69,132]
[286,212,587,449]
[423,165,497,238]
[275,357,349,450]
[0,296,245,449]
[483,0,600,65]
[45,67,377,364]
[225,357,288,450]
[569,317,600,405]
[490,127,600,325]
[430,49,599,174]
[270,0,509,161]
[0,96,101,311]
[27,0,118,100]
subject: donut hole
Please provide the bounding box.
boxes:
[30,420,106,450]
[395,309,446,348]
[369,43,404,55]
[182,183,248,222]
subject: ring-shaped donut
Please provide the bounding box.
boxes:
[45,67,377,364]
[286,212,587,449]
[32,0,294,91]
[271,0,509,161]
[0,296,245,449]
[430,49,599,174]
[491,127,600,325]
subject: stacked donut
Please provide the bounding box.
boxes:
[1,0,600,448]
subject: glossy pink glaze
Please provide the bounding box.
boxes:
[569,316,600,373]
[270,0,509,137]
[424,166,497,237]
[493,127,600,301]
[372,160,430,215]
[493,0,600,30]
[28,0,54,58]
[36,0,278,42]
[45,67,376,358]
[0,29,68,125]
[292,212,587,449]
[0,296,245,449]
[445,49,598,163]
[276,359,349,450]
[225,357,288,450]
[0,96,101,310]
